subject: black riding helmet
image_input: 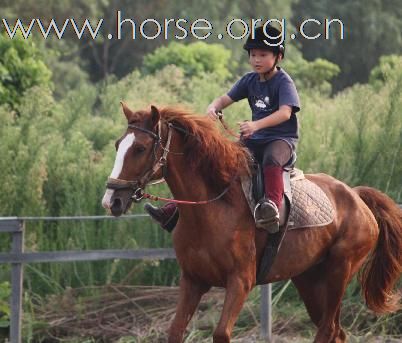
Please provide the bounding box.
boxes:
[243,25,285,58]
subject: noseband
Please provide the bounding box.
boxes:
[106,121,174,202]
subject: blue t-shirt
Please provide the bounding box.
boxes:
[227,67,300,145]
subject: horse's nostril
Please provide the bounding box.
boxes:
[110,198,124,217]
[112,198,122,211]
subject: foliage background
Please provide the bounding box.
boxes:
[0,0,401,340]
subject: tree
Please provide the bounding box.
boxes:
[0,34,52,110]
[292,0,402,91]
[369,54,402,87]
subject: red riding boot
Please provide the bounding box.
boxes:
[254,166,284,233]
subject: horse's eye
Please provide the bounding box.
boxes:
[134,145,146,154]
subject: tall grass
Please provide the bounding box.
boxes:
[0,64,400,306]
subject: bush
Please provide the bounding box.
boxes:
[143,42,233,79]
[285,56,340,95]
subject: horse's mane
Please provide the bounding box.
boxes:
[159,106,252,194]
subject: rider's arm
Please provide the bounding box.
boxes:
[255,105,292,129]
[207,95,234,120]
[239,105,292,138]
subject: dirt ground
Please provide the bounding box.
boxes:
[29,285,401,342]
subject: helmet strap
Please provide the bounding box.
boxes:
[262,54,280,81]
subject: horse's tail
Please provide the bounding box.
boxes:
[354,186,402,314]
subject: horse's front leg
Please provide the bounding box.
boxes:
[168,273,209,343]
[213,275,253,343]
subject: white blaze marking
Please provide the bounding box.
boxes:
[101,133,135,209]
[111,133,135,178]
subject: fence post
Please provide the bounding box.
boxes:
[10,219,24,343]
[260,283,272,342]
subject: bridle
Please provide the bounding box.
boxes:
[105,118,239,205]
[106,121,174,202]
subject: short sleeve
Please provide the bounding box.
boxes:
[227,74,249,102]
[279,79,300,113]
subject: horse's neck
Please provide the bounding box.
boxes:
[163,131,209,201]
[164,159,209,202]
[162,129,243,223]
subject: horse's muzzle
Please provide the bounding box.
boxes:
[110,198,124,217]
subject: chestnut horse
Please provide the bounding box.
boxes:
[102,103,402,343]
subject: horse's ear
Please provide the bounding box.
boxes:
[150,105,160,128]
[120,101,133,120]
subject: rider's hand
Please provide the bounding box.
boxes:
[238,121,259,138]
[207,105,220,121]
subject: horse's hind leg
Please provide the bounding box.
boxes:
[292,257,350,343]
[292,266,325,327]
[168,273,209,343]
[333,307,347,343]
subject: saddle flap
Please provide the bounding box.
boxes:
[288,178,335,229]
[242,169,334,230]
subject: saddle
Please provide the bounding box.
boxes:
[241,162,335,284]
[243,164,334,231]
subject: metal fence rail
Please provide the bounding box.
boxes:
[0,215,274,343]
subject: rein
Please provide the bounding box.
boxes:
[134,180,234,205]
[217,111,241,139]
[106,120,237,205]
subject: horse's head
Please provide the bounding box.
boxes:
[102,103,164,216]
